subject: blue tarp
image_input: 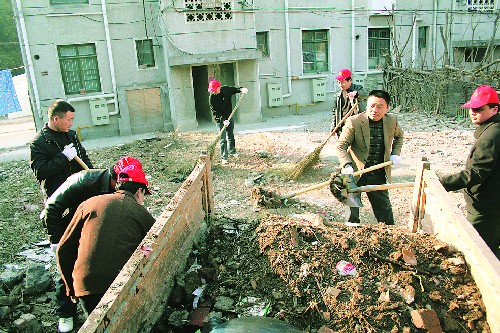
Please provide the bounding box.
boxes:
[0,69,22,115]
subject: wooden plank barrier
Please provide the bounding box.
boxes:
[409,161,500,332]
[78,152,213,333]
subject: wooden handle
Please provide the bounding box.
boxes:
[74,156,89,170]
[352,160,393,177]
[348,182,414,193]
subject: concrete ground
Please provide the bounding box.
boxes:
[0,111,332,163]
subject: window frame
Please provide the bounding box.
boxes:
[302,29,329,74]
[256,31,269,56]
[50,0,89,5]
[57,43,101,95]
[135,39,156,69]
[368,27,391,70]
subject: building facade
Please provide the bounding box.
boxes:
[12,0,499,139]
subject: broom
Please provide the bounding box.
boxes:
[206,91,247,160]
[288,100,359,179]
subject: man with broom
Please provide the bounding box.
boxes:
[208,79,248,165]
[331,69,366,137]
[335,90,404,225]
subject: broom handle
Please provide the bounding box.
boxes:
[348,182,414,193]
[282,160,393,200]
[325,100,359,143]
[215,92,246,140]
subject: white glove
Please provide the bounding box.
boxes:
[241,87,248,94]
[50,243,58,255]
[223,120,230,126]
[347,91,357,99]
[341,165,354,175]
[390,155,402,165]
[62,143,77,161]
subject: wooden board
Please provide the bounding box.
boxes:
[415,169,500,332]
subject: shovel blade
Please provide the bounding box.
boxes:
[345,192,363,207]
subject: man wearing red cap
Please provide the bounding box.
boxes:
[41,156,142,331]
[331,69,366,136]
[440,85,500,257]
[57,164,155,317]
[208,79,248,164]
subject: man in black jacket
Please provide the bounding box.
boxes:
[331,69,366,136]
[208,79,248,165]
[42,156,141,332]
[30,99,93,199]
[440,85,500,257]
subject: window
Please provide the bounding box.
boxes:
[467,0,495,11]
[136,39,155,68]
[50,0,89,4]
[302,30,328,73]
[185,0,232,22]
[368,28,390,70]
[256,31,269,56]
[418,26,428,50]
[58,44,101,95]
[464,47,486,62]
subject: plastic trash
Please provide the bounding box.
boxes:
[336,260,357,276]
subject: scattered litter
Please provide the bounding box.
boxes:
[17,248,53,262]
[336,260,357,276]
[235,296,270,317]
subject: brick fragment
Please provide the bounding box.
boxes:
[410,309,443,333]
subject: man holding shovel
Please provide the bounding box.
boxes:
[208,79,248,165]
[440,85,500,257]
[335,90,404,225]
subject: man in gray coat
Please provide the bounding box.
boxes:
[335,90,404,225]
[440,85,500,257]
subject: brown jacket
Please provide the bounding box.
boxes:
[335,112,404,183]
[57,190,155,297]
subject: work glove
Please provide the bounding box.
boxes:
[223,120,230,126]
[341,165,354,175]
[241,87,248,94]
[347,90,357,99]
[50,243,58,255]
[390,155,402,165]
[62,143,77,161]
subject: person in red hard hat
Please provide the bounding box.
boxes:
[208,79,248,165]
[331,69,367,136]
[41,155,141,332]
[57,164,155,318]
[440,85,500,257]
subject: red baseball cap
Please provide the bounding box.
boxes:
[462,85,500,108]
[208,80,221,93]
[113,156,142,175]
[335,69,352,81]
[118,165,151,195]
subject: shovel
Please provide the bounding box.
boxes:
[281,160,394,203]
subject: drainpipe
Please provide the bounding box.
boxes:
[14,0,42,118]
[100,0,119,115]
[352,0,355,70]
[433,0,438,62]
[283,0,292,98]
[412,13,418,68]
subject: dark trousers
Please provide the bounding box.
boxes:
[346,173,394,225]
[467,211,500,257]
[216,120,236,160]
[55,263,77,318]
[79,294,103,317]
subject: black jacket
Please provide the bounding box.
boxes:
[30,124,93,198]
[331,83,366,135]
[209,86,241,123]
[440,113,500,216]
[43,169,114,243]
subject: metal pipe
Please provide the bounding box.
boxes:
[283,0,292,98]
[14,0,42,118]
[100,0,119,115]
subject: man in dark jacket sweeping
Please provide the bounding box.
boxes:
[440,85,500,257]
[208,79,248,165]
[30,99,93,199]
[58,164,155,316]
